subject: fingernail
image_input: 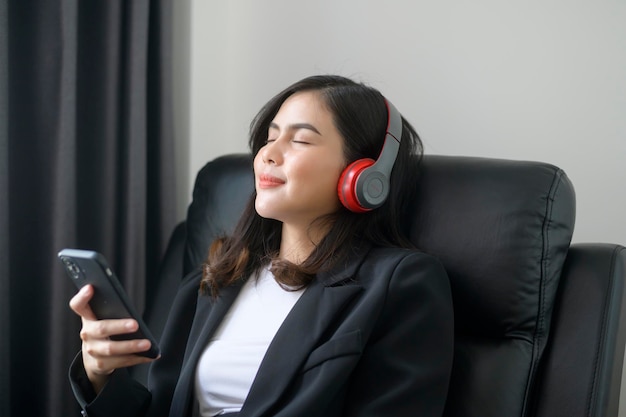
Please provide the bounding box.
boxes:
[125,321,136,330]
[137,340,150,349]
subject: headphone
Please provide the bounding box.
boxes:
[338,99,403,213]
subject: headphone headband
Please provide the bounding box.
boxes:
[368,100,402,176]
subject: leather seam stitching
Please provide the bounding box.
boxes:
[586,245,620,416]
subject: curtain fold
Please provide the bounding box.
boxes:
[0,1,11,416]
[1,1,176,415]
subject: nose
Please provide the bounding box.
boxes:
[261,139,283,165]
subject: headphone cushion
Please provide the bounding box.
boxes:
[337,158,375,213]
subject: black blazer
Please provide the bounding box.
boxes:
[70,244,454,417]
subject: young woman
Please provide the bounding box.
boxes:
[69,75,454,417]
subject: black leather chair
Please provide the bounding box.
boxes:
[139,153,626,417]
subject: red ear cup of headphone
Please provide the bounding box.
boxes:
[337,158,375,213]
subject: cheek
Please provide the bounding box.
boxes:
[322,156,346,186]
[253,153,267,192]
[253,153,263,174]
[297,160,344,198]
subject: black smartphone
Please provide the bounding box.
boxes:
[59,248,160,359]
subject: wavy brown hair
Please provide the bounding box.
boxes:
[201,75,423,296]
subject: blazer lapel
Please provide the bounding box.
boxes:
[239,245,370,417]
[168,280,246,416]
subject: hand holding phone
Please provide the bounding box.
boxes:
[60,249,160,359]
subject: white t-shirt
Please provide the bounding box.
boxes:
[194,266,305,416]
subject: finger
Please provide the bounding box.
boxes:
[81,318,141,340]
[85,338,155,358]
[87,353,156,377]
[84,343,157,377]
[69,285,97,320]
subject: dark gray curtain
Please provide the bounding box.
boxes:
[0,1,10,416]
[0,1,177,416]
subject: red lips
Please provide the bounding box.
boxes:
[258,174,285,188]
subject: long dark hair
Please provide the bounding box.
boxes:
[201,75,423,296]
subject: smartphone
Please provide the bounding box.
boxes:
[59,248,160,359]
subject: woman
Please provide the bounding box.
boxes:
[69,75,454,416]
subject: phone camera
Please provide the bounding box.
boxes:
[61,257,82,280]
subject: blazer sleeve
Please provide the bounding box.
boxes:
[69,354,151,417]
[343,252,454,417]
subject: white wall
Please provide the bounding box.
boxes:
[183,0,625,245]
[172,0,191,221]
[176,1,626,413]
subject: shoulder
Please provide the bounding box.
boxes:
[365,247,450,302]
[366,246,441,264]
[345,245,450,301]
[165,268,204,314]
[175,268,204,295]
[358,247,453,334]
[359,246,447,281]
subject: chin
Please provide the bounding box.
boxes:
[254,201,279,221]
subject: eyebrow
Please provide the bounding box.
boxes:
[269,122,321,135]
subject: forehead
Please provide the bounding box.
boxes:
[272,91,330,123]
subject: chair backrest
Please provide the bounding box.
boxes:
[184,154,255,274]
[170,153,625,417]
[408,155,575,416]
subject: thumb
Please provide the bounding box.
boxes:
[69,284,98,321]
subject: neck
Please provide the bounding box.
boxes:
[279,222,329,264]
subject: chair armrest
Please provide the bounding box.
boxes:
[532,243,626,417]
